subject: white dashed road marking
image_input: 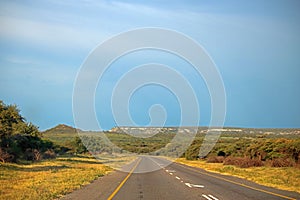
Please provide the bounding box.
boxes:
[185,183,192,188]
[166,170,176,173]
[202,194,219,200]
[208,194,219,200]
[202,194,212,200]
[164,167,218,200]
[185,183,204,188]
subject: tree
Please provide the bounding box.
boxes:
[0,101,24,139]
[0,100,55,162]
[73,136,88,154]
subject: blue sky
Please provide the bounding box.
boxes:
[0,0,299,130]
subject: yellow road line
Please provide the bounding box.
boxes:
[178,163,296,200]
[106,158,141,200]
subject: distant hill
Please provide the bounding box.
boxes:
[40,124,300,157]
[109,126,300,137]
[43,124,80,135]
[42,124,81,151]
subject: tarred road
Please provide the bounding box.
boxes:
[62,156,300,200]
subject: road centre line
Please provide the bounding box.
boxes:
[175,176,181,180]
[106,158,141,200]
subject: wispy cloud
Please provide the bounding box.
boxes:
[0,0,269,53]
[0,0,222,52]
[4,55,38,65]
[0,15,109,51]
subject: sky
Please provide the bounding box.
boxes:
[0,0,300,130]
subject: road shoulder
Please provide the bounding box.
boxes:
[61,170,127,200]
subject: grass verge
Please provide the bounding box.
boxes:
[176,158,300,194]
[0,156,112,200]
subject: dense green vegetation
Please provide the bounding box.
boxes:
[0,101,56,162]
[106,132,174,153]
[42,124,87,154]
[49,128,299,168]
[104,129,300,168]
[179,131,300,168]
[0,101,87,163]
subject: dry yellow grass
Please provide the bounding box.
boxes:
[176,158,300,194]
[0,156,112,200]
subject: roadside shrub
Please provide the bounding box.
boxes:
[43,149,56,159]
[224,157,263,168]
[185,144,201,160]
[270,158,295,167]
[206,156,224,163]
[0,148,13,163]
[24,148,42,161]
[223,156,239,166]
[217,150,226,157]
[0,100,56,163]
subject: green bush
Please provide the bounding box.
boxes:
[223,157,263,168]
[269,158,295,167]
[0,100,55,163]
[185,144,200,160]
[206,156,225,163]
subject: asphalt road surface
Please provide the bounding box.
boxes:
[62,156,300,200]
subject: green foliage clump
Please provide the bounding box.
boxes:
[184,139,202,160]
[223,157,263,168]
[245,138,300,162]
[73,136,88,154]
[0,100,55,163]
[182,131,300,168]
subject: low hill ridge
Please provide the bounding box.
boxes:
[43,124,80,134]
